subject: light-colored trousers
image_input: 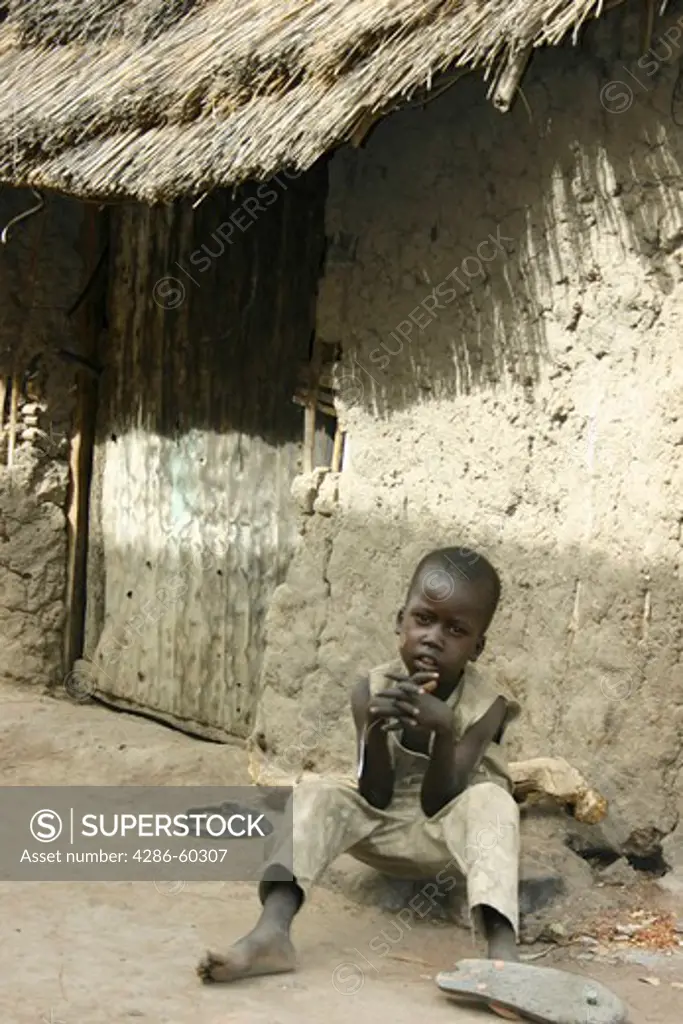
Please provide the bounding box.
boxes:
[260,776,520,936]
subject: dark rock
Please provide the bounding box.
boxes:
[519,810,594,902]
[519,871,565,915]
[598,857,639,887]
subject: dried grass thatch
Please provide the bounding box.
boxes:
[0,0,626,202]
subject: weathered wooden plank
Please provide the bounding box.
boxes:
[87,168,328,739]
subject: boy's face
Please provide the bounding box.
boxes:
[396,567,491,686]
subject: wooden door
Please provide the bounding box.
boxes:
[83,170,327,740]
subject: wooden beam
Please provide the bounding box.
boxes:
[63,208,107,677]
[293,393,337,418]
[491,45,533,114]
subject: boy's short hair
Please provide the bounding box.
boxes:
[407,546,501,628]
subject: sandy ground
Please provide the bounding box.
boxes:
[0,683,681,1024]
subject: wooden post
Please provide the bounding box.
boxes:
[303,403,316,474]
[63,208,106,676]
[331,424,345,472]
[303,340,323,474]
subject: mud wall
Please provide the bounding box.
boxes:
[254,6,683,863]
[0,189,88,688]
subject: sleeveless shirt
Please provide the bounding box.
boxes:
[362,658,520,812]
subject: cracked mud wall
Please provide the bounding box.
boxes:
[0,189,87,687]
[255,6,683,862]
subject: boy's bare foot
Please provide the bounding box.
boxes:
[197,927,296,983]
[198,881,301,984]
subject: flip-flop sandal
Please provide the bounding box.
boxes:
[435,959,629,1024]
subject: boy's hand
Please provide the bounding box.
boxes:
[368,672,450,733]
[366,670,436,727]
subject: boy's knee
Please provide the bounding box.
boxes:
[443,781,519,838]
[462,783,519,854]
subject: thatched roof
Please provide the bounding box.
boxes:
[0,0,625,203]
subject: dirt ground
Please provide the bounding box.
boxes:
[1,683,681,1024]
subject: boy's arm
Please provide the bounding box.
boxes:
[420,697,508,817]
[350,678,394,809]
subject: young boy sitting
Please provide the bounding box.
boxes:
[198,546,521,983]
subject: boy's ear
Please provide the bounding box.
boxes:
[471,634,486,661]
[395,607,405,635]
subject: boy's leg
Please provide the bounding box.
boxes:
[315,780,519,961]
[198,777,383,983]
[436,780,520,961]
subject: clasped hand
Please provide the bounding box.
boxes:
[367,670,452,735]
